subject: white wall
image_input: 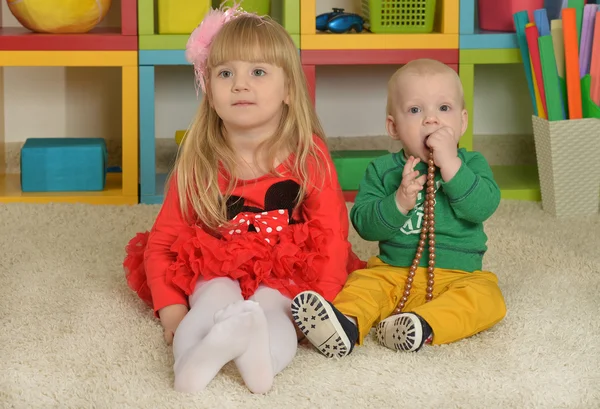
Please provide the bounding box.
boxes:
[1,0,534,146]
[1,0,122,144]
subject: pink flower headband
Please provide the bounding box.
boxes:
[185,1,261,94]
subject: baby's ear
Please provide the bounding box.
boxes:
[386,115,399,140]
[460,109,468,136]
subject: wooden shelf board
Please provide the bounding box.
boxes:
[459,31,518,50]
[341,166,540,203]
[139,50,188,65]
[300,32,458,50]
[301,49,459,65]
[0,28,137,51]
[491,165,541,201]
[459,48,522,65]
[140,172,168,205]
[0,50,137,67]
[139,34,300,51]
[139,34,189,50]
[0,173,137,204]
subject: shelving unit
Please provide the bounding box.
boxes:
[301,0,459,201]
[0,0,543,205]
[458,15,540,201]
[301,0,459,50]
[139,0,299,50]
[0,0,137,50]
[0,0,139,204]
[138,0,300,204]
[459,0,518,49]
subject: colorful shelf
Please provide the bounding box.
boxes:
[138,64,182,204]
[0,51,139,205]
[459,0,518,49]
[301,0,459,50]
[490,165,540,201]
[138,0,300,50]
[0,50,137,66]
[0,0,137,51]
[0,173,135,205]
[459,48,540,201]
[302,49,459,105]
[0,0,542,205]
[137,0,300,204]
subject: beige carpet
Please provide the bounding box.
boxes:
[1,200,599,409]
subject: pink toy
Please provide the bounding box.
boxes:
[477,0,544,32]
[185,1,261,94]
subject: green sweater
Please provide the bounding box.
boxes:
[349,148,501,273]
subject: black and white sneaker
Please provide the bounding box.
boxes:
[376,312,432,352]
[291,291,358,358]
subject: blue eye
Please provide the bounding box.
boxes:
[409,107,420,114]
[253,69,266,76]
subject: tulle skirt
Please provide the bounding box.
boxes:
[123,219,364,309]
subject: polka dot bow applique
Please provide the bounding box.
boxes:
[227,209,289,244]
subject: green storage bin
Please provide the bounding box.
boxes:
[332,150,388,191]
[361,0,437,34]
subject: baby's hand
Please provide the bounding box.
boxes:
[158,304,189,345]
[426,126,458,169]
[395,156,427,214]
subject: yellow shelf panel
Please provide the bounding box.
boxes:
[0,173,137,205]
[300,33,458,50]
[0,51,138,67]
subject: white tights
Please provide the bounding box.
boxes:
[171,277,298,394]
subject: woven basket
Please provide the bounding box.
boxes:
[531,115,600,218]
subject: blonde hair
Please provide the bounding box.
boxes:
[170,15,327,230]
[386,58,465,115]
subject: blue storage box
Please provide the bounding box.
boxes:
[20,138,108,192]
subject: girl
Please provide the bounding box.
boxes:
[123,4,364,395]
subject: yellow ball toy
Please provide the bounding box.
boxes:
[7,0,112,34]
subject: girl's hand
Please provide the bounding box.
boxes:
[395,156,427,214]
[158,304,189,345]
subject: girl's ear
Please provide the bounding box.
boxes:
[204,82,214,108]
[284,78,291,105]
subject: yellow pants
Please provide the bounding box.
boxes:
[333,256,507,346]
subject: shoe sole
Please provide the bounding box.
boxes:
[376,313,423,352]
[291,291,351,358]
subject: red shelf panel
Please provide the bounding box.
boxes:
[0,0,136,51]
[121,0,138,36]
[0,28,137,51]
[301,49,459,65]
[301,49,459,105]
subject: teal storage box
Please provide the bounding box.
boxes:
[20,138,108,192]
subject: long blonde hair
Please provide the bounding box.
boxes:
[170,15,327,230]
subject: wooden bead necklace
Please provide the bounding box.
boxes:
[393,150,436,314]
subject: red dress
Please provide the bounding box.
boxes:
[123,137,365,315]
